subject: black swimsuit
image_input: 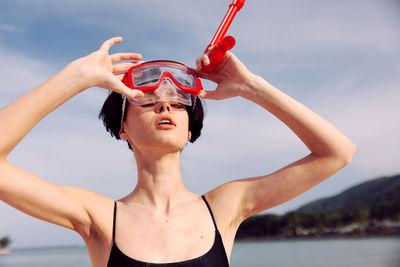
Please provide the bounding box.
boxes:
[107,195,230,267]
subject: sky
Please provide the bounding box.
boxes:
[0,0,399,249]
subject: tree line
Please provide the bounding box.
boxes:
[235,201,400,240]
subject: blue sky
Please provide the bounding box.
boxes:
[0,0,399,248]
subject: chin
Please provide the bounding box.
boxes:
[157,138,187,152]
[134,136,187,153]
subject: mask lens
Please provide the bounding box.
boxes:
[167,67,197,88]
[128,77,192,106]
[132,68,162,87]
[130,63,199,90]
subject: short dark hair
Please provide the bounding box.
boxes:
[99,92,204,150]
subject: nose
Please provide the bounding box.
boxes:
[155,102,172,113]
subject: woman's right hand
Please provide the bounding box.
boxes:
[66,36,144,99]
[0,37,145,242]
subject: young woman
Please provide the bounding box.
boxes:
[0,37,356,266]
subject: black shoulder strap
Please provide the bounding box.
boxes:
[112,201,117,242]
[201,195,218,231]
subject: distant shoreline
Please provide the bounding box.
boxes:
[237,234,400,242]
[236,230,400,242]
[3,235,400,252]
[9,245,86,252]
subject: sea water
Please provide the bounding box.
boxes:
[230,237,400,267]
[0,237,399,267]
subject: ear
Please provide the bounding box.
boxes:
[119,125,128,140]
[188,131,192,142]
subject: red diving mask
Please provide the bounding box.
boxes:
[122,60,203,106]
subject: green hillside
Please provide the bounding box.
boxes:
[297,174,400,214]
[235,174,400,240]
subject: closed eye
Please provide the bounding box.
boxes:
[171,103,186,109]
[140,103,155,108]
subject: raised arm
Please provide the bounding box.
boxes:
[0,37,143,236]
[196,51,356,227]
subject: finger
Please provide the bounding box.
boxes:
[124,88,145,99]
[195,69,221,84]
[198,90,207,98]
[98,72,139,97]
[113,61,144,73]
[115,73,126,81]
[196,56,204,70]
[195,69,212,80]
[202,54,210,67]
[99,36,123,51]
[110,52,142,63]
[199,90,221,100]
[107,77,144,99]
[196,57,202,70]
[196,54,210,70]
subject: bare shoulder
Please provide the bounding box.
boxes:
[203,183,247,259]
[203,181,246,231]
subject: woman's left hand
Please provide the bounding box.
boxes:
[196,49,255,100]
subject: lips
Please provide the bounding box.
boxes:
[155,116,176,129]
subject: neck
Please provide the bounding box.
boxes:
[129,149,191,214]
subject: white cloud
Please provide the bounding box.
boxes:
[0,24,19,32]
[0,45,52,97]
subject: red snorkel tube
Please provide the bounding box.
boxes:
[202,0,246,72]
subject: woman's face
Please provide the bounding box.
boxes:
[120,101,190,153]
